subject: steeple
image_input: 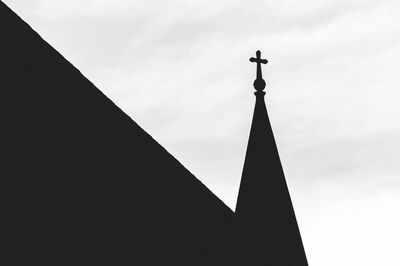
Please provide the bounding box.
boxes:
[236,51,308,265]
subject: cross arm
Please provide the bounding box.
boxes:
[249,57,268,64]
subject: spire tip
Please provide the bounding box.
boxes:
[250,50,268,92]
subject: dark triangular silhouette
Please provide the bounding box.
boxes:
[0,2,288,264]
[236,51,308,266]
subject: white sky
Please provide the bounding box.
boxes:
[4,0,400,265]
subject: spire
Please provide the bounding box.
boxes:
[235,51,308,265]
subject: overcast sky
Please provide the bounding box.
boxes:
[4,0,400,265]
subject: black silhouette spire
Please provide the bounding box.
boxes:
[235,51,308,265]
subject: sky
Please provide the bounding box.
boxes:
[4,0,400,265]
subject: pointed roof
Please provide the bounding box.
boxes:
[0,2,288,264]
[236,51,308,265]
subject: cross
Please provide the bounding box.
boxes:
[250,50,268,80]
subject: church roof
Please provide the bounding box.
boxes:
[0,1,287,264]
[236,51,308,265]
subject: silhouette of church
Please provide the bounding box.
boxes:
[236,51,308,266]
[1,1,307,265]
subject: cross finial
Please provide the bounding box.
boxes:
[249,50,268,92]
